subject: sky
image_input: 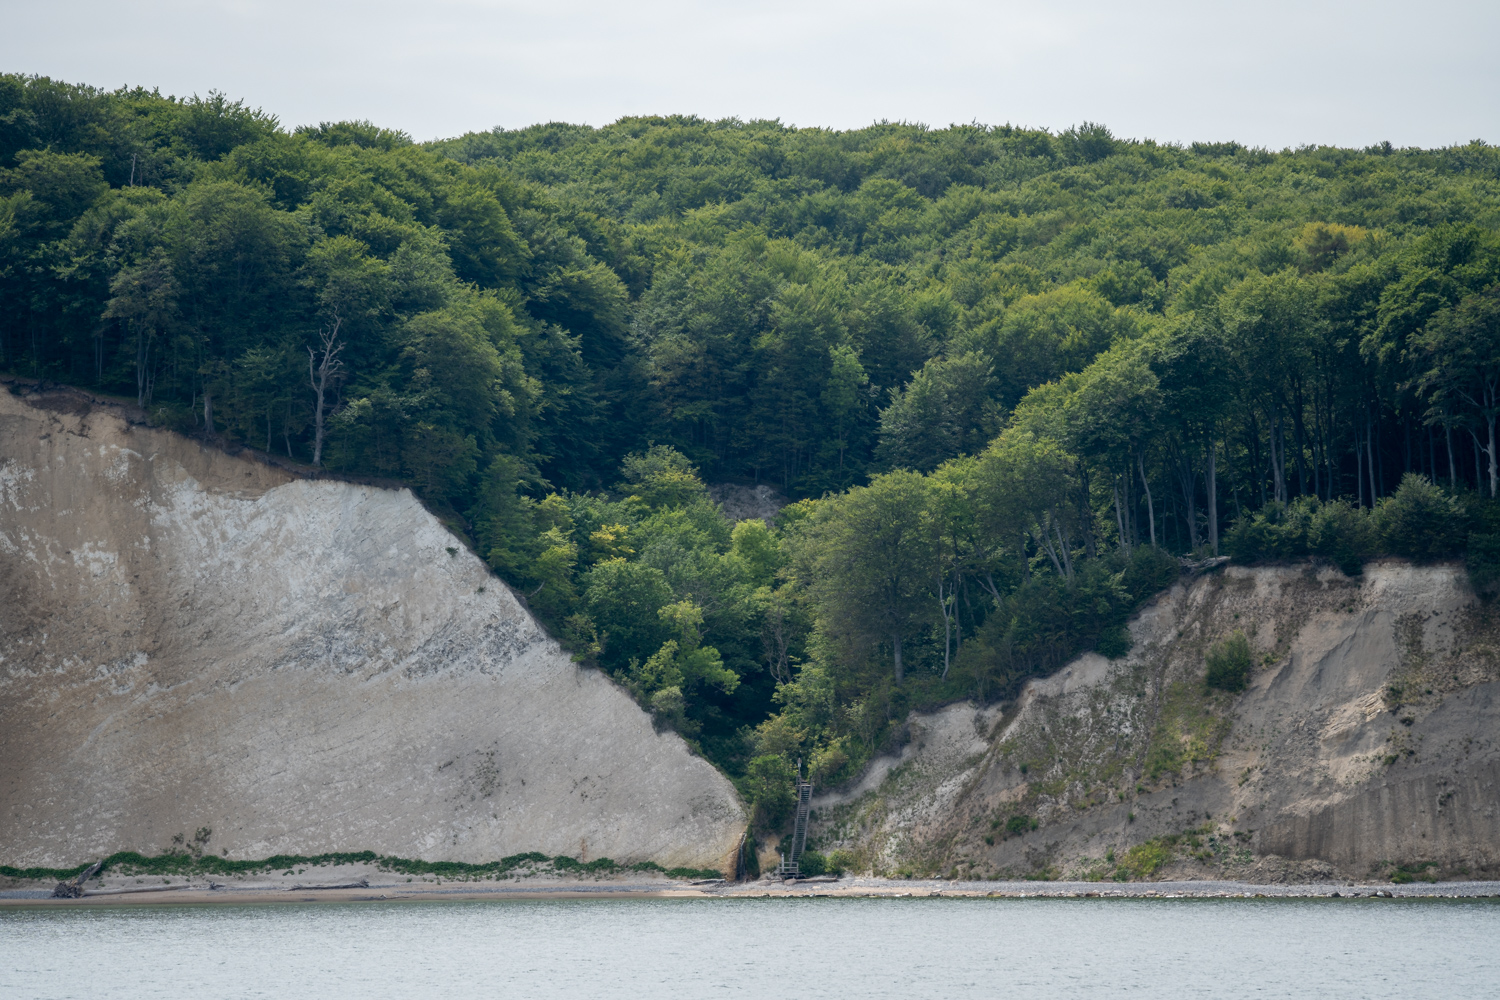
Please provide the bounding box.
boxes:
[4,0,1497,149]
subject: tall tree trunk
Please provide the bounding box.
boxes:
[892,634,904,684]
[1366,416,1378,504]
[1293,381,1308,496]
[1053,515,1074,581]
[1207,439,1219,557]
[955,572,965,651]
[1113,479,1130,556]
[1376,410,1385,496]
[1357,426,1365,507]
[135,329,150,407]
[1312,425,1322,499]
[1446,413,1457,488]
[1489,396,1499,499]
[308,317,345,468]
[1078,463,1096,559]
[1037,520,1065,578]
[1270,404,1286,504]
[1324,400,1335,500]
[1404,415,1412,475]
[937,574,952,681]
[1138,450,1157,548]
[1175,442,1199,551]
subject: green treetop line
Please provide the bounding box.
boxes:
[5,73,1500,829]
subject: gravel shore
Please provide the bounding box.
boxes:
[5,875,1499,906]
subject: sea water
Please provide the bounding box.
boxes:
[3,896,1495,998]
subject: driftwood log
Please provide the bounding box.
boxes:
[51,860,104,898]
[81,883,203,896]
[288,878,370,891]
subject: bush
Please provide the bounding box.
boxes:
[1096,623,1132,659]
[1224,499,1309,563]
[1115,839,1172,880]
[1375,474,1468,561]
[1121,545,1182,600]
[1226,496,1376,574]
[826,849,857,876]
[648,686,688,732]
[1307,497,1377,575]
[1205,631,1252,692]
[798,850,827,876]
[1005,814,1038,837]
[1467,532,1500,597]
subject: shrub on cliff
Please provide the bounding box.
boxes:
[1005,814,1039,837]
[1375,474,1469,561]
[1467,533,1500,597]
[1224,496,1376,574]
[1205,632,1252,692]
[1307,499,1379,575]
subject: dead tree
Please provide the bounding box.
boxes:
[307,316,345,467]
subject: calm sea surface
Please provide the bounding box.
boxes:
[3,897,1496,999]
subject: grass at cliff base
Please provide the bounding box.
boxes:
[1,851,721,883]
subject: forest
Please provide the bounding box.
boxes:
[4,73,1500,832]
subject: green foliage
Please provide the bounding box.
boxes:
[1096,624,1132,660]
[1227,479,1478,574]
[1226,496,1377,574]
[876,351,999,471]
[1466,533,1500,597]
[1375,474,1469,561]
[1115,839,1173,880]
[825,849,858,876]
[744,754,797,828]
[1388,860,1440,884]
[1004,814,1039,837]
[1205,632,1253,692]
[621,445,709,510]
[798,850,828,876]
[0,849,720,882]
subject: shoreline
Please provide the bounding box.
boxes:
[5,876,1500,907]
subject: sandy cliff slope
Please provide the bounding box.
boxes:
[0,384,745,871]
[812,561,1500,882]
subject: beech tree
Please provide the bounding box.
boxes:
[798,470,932,683]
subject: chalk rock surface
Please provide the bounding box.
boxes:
[0,385,745,871]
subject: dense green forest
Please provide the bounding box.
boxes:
[5,74,1500,829]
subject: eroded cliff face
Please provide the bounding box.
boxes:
[0,386,745,871]
[812,562,1500,882]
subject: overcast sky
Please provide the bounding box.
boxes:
[5,0,1496,149]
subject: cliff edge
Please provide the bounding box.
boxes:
[0,384,745,872]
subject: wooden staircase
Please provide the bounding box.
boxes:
[775,761,813,879]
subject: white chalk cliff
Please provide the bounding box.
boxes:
[0,384,745,871]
